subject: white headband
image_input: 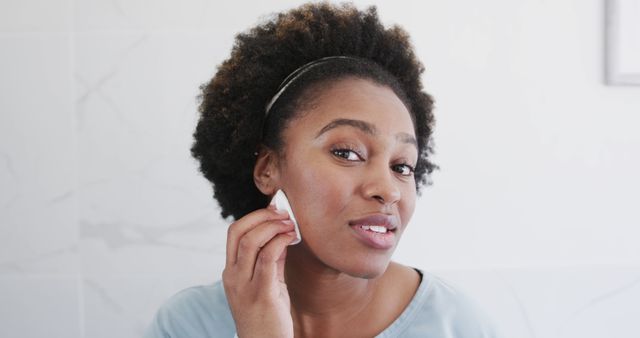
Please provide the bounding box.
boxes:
[264,55,361,115]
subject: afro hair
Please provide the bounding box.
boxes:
[191,2,437,220]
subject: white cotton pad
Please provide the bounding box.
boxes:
[270,189,302,245]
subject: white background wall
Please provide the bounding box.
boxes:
[1,0,639,337]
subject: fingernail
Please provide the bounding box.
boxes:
[275,209,289,215]
[287,231,298,243]
[281,220,294,226]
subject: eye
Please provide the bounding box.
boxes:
[392,163,415,176]
[330,147,363,161]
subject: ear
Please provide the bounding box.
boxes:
[253,147,281,196]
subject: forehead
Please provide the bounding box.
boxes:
[289,77,415,137]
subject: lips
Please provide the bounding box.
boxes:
[348,214,400,250]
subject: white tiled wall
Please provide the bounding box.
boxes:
[1,1,639,337]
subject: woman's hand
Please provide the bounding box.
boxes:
[222,206,297,338]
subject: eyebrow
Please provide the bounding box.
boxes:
[315,118,418,149]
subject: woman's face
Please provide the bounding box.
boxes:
[276,77,418,278]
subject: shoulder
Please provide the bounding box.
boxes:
[386,270,502,338]
[143,280,236,338]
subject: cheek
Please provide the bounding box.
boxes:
[399,186,417,227]
[284,159,352,229]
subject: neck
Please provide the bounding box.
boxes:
[284,245,381,335]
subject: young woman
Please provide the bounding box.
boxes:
[145,3,500,337]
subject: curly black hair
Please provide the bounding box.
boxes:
[191,2,437,221]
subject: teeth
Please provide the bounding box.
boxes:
[369,225,387,233]
[360,225,387,233]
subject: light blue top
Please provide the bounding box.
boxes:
[144,269,502,338]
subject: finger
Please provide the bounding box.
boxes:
[226,208,289,267]
[252,231,297,285]
[235,220,295,280]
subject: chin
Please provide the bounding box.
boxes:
[339,254,392,279]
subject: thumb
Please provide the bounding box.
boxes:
[276,233,295,283]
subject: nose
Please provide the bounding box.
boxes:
[361,161,401,206]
